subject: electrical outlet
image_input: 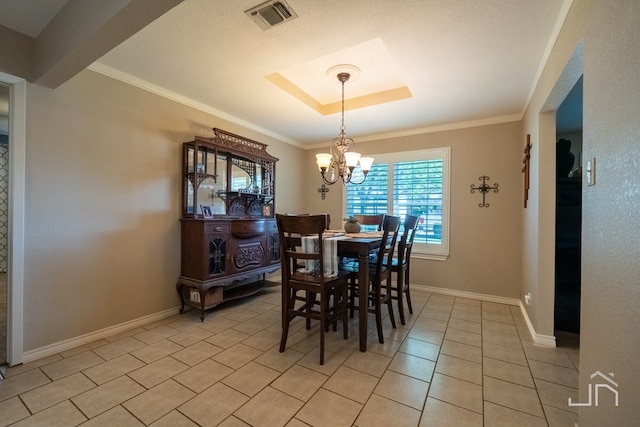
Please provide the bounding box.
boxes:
[524,293,532,305]
[190,290,201,303]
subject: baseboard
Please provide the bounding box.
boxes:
[412,284,556,347]
[22,306,181,364]
[519,301,556,347]
[413,284,521,306]
[21,285,557,363]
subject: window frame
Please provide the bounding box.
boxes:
[343,147,450,261]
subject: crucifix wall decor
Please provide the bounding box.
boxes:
[522,134,532,208]
[317,184,330,200]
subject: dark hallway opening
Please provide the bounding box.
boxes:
[554,75,583,335]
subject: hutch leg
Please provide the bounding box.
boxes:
[199,290,206,322]
[177,283,186,314]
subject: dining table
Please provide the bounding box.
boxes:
[331,231,386,352]
[289,230,386,352]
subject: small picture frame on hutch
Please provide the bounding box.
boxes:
[201,205,213,218]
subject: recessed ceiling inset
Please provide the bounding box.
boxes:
[265,38,412,115]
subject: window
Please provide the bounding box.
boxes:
[345,147,450,260]
[345,163,388,214]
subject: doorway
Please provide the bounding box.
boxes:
[554,75,583,335]
[0,72,26,367]
[0,82,8,365]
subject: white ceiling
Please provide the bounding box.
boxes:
[0,0,574,146]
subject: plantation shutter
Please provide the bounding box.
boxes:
[345,163,388,217]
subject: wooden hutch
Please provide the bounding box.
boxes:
[177,128,280,321]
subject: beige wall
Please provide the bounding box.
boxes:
[523,0,640,424]
[305,121,523,299]
[580,1,640,424]
[23,69,306,351]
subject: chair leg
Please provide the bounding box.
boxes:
[288,289,297,309]
[280,285,290,353]
[319,296,327,365]
[396,268,406,325]
[348,278,356,318]
[375,302,384,343]
[341,284,349,340]
[367,279,382,343]
[306,292,316,330]
[384,276,396,330]
[404,268,413,314]
[386,293,396,330]
[331,289,338,332]
[279,314,290,353]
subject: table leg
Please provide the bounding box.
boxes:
[358,252,369,352]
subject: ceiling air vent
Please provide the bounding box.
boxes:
[245,0,298,31]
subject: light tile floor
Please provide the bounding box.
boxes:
[0,286,580,426]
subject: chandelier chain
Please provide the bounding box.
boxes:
[340,76,346,135]
[315,67,373,185]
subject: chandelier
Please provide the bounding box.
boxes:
[316,68,373,185]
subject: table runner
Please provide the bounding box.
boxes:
[300,235,348,277]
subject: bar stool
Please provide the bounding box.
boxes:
[276,214,350,365]
[389,215,419,325]
[343,215,401,343]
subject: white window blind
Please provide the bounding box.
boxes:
[345,147,450,260]
[345,163,388,215]
[393,159,443,245]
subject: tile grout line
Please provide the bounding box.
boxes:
[483,301,551,425]
[414,292,438,427]
[518,305,554,425]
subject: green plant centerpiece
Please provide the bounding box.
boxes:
[343,216,361,233]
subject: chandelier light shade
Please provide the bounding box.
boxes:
[316,68,373,185]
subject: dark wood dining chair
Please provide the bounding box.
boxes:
[355,214,385,231]
[276,213,350,365]
[285,212,330,230]
[343,214,401,343]
[389,215,419,325]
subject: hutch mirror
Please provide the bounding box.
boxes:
[182,128,277,218]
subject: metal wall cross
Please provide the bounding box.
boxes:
[470,175,499,207]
